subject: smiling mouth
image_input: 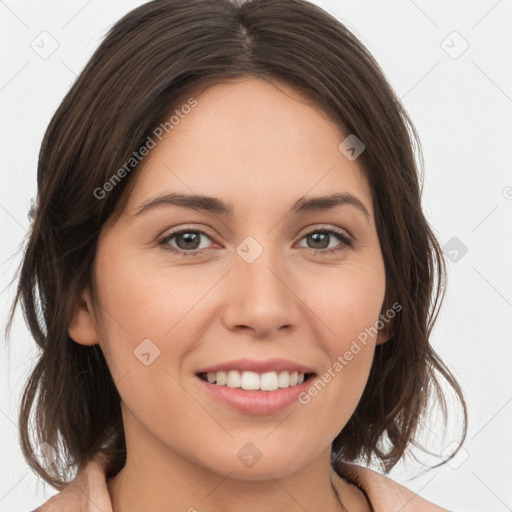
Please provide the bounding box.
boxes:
[197,370,316,391]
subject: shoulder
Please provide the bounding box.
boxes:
[30,454,113,512]
[332,462,453,512]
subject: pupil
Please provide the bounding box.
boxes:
[178,232,200,250]
[309,232,328,249]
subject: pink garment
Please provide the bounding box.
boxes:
[33,458,453,511]
[335,462,452,511]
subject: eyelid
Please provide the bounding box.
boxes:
[157,226,218,254]
[295,223,353,242]
[294,225,353,254]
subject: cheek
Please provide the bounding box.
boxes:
[92,248,215,442]
[91,244,231,430]
[93,242,214,352]
[304,257,386,347]
[295,259,385,425]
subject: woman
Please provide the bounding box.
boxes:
[10,0,466,510]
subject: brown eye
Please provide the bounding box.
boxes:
[297,228,353,254]
[159,229,214,255]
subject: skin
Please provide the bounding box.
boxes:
[68,77,388,512]
[36,454,112,512]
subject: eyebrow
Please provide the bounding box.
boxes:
[135,191,371,220]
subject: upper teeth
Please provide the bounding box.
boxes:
[204,370,306,391]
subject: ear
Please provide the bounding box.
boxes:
[68,286,99,346]
[375,313,395,345]
[376,331,392,345]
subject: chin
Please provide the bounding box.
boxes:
[195,443,314,481]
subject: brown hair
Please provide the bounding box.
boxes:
[8,0,467,488]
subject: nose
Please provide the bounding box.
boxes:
[221,241,300,339]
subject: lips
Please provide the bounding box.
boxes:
[193,357,317,414]
[195,367,316,415]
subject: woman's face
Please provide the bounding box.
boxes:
[72,77,387,479]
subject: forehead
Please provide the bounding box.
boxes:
[124,77,373,217]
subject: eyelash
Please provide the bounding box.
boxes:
[157,226,353,257]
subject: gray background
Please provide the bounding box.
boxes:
[1,0,511,510]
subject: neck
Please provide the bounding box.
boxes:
[107,412,350,512]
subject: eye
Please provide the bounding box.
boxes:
[158,225,353,257]
[158,229,215,256]
[296,226,353,255]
